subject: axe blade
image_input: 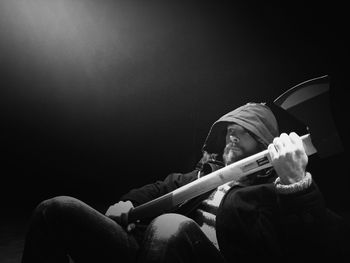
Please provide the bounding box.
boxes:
[273,75,343,158]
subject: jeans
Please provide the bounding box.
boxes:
[21,196,226,263]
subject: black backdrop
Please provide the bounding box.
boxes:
[0,0,348,215]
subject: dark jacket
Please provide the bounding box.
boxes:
[121,168,349,262]
[216,181,349,262]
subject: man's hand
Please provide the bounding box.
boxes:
[268,132,308,185]
[105,201,135,231]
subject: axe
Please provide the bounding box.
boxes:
[272,75,343,158]
[128,75,343,223]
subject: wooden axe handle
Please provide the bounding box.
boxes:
[128,134,317,223]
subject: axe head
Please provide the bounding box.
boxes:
[270,75,343,158]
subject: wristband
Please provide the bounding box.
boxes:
[274,172,312,194]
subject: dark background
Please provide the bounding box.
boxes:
[0,0,348,217]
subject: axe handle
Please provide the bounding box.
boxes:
[128,134,317,223]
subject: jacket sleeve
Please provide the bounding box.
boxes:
[216,181,348,263]
[119,170,198,206]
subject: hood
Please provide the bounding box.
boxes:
[202,102,279,156]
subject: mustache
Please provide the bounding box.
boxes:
[224,142,240,152]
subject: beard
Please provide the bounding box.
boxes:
[222,143,244,165]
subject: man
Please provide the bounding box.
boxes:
[21,102,347,262]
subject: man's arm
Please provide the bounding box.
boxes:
[118,170,198,206]
[217,132,347,262]
[105,170,198,227]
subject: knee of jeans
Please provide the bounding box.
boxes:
[35,196,80,216]
[148,213,197,241]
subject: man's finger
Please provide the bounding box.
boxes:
[289,132,304,150]
[127,223,136,232]
[280,133,293,150]
[273,137,285,155]
[268,143,278,161]
[121,212,129,227]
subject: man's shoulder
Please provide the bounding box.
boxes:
[167,169,199,183]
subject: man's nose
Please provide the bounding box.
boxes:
[230,135,239,143]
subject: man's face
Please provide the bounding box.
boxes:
[222,123,262,165]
